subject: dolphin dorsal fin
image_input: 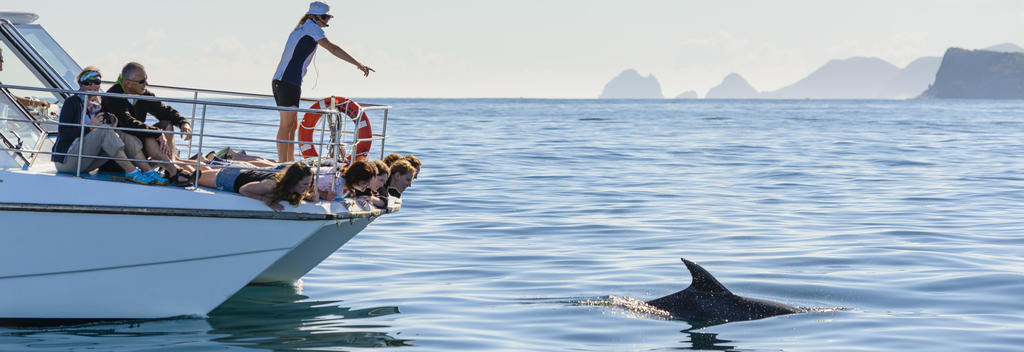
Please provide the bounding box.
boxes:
[681,258,733,294]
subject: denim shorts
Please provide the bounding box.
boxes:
[214,162,254,192]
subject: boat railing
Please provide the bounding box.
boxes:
[115,81,391,156]
[0,83,390,192]
[105,80,323,104]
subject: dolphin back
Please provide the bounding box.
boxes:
[682,258,732,294]
[645,258,801,323]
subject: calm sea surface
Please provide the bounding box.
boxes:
[3,99,1024,351]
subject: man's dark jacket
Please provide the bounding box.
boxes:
[101,83,187,139]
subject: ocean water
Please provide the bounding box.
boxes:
[3,99,1024,351]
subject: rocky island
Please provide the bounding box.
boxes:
[598,69,664,99]
[919,48,1024,99]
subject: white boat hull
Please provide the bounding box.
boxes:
[252,217,373,284]
[0,210,326,319]
[0,170,395,319]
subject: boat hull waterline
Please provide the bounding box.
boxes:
[0,210,314,319]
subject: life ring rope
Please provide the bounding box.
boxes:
[296,96,373,160]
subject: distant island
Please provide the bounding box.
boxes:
[919,48,1024,99]
[598,69,664,99]
[674,90,698,99]
[705,73,758,99]
[597,43,1024,99]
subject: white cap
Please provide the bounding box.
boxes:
[307,1,330,15]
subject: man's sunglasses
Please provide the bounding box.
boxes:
[80,79,101,86]
[129,78,148,85]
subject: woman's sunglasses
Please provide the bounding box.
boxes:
[80,79,101,86]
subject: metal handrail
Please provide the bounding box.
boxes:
[0,117,388,146]
[102,80,392,109]
[0,84,342,115]
[0,83,390,190]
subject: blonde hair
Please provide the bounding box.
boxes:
[295,14,328,30]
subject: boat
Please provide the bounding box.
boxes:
[0,11,398,319]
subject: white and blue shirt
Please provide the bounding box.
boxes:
[273,19,326,86]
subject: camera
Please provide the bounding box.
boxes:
[98,113,117,125]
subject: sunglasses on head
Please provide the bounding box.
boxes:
[80,79,101,86]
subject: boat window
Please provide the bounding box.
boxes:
[0,39,60,122]
[15,24,80,88]
[0,89,39,166]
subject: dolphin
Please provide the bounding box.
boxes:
[645,258,802,323]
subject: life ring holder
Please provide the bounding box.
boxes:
[297,96,372,161]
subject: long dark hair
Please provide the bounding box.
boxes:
[270,163,314,206]
[342,160,378,194]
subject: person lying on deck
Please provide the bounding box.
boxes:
[196,162,314,211]
[341,160,383,208]
[384,159,416,198]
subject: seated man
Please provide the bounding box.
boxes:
[102,62,194,186]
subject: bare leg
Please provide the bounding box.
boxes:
[197,168,221,188]
[143,136,177,173]
[277,109,298,163]
[162,123,178,160]
[129,150,153,172]
[118,132,154,171]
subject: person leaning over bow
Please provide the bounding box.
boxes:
[272,1,374,162]
[51,67,164,184]
[102,62,194,186]
[385,159,416,198]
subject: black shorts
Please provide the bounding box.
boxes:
[272,79,301,107]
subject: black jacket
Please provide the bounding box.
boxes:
[51,94,89,163]
[101,83,187,139]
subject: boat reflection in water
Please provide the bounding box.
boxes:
[208,284,410,349]
[0,285,409,350]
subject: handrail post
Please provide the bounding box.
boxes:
[379,108,389,159]
[331,110,341,163]
[317,97,333,163]
[74,94,86,177]
[186,90,198,159]
[190,104,208,190]
[351,104,361,161]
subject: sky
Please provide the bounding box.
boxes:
[5,0,1023,98]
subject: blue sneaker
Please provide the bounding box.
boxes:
[125,168,151,184]
[144,169,168,185]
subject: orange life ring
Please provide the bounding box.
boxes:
[297,96,372,160]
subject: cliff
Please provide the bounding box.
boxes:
[919,48,1024,99]
[598,69,664,99]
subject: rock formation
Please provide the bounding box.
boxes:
[704,73,758,99]
[598,69,664,99]
[919,48,1024,99]
[674,90,699,99]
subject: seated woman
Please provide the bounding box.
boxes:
[197,162,314,211]
[51,67,165,184]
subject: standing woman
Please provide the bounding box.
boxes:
[272,1,374,162]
